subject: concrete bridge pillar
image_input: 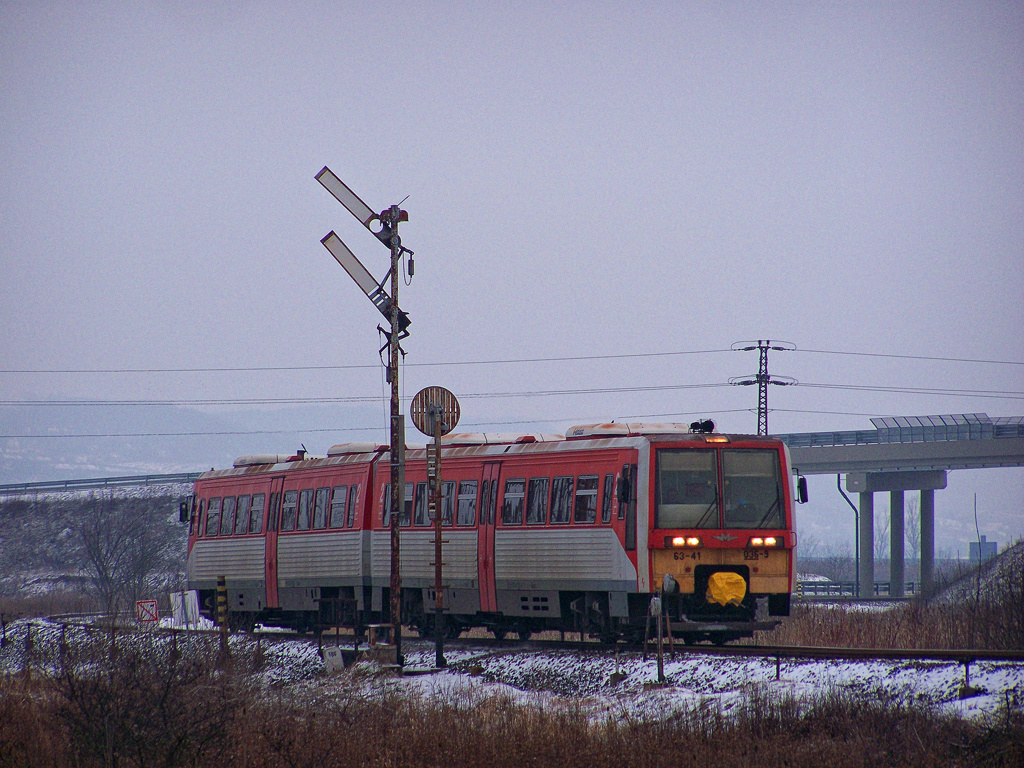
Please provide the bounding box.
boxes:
[858,492,874,598]
[847,471,946,599]
[920,489,936,598]
[890,490,905,597]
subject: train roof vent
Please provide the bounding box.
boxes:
[566,423,700,439]
[327,442,387,456]
[233,454,296,467]
[440,432,564,446]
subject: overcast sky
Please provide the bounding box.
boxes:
[1,1,1022,554]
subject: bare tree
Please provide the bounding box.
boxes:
[78,495,178,619]
[905,497,920,561]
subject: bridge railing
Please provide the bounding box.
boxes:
[796,581,919,598]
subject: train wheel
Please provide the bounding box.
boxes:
[516,627,531,641]
[491,628,508,641]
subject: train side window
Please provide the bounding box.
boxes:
[313,487,330,529]
[602,474,614,524]
[414,482,429,526]
[441,481,455,526]
[456,480,478,526]
[330,486,348,528]
[550,476,574,524]
[281,491,298,532]
[501,479,525,525]
[205,498,222,536]
[574,475,599,524]
[488,478,499,525]
[526,477,549,524]
[249,494,265,534]
[194,499,205,536]
[401,482,414,527]
[219,496,236,536]
[268,493,280,532]
[297,489,313,530]
[234,495,251,535]
[346,485,359,527]
[382,484,392,527]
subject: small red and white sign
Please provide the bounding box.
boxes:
[136,600,159,622]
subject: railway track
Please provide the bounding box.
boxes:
[17,614,1024,672]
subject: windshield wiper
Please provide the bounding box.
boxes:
[756,491,782,528]
[694,487,719,528]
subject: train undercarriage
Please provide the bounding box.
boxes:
[196,582,790,646]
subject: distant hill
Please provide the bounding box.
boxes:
[0,402,383,484]
[0,485,191,603]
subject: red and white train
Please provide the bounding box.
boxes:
[185,422,804,643]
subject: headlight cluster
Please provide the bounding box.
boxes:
[748,536,783,547]
[669,536,702,547]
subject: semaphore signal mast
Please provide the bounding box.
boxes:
[316,166,413,667]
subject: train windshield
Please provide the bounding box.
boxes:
[655,449,718,529]
[722,449,784,529]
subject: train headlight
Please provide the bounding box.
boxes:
[748,536,783,547]
[668,536,702,547]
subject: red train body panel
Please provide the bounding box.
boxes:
[185,424,800,642]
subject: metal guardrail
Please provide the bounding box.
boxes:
[0,472,201,496]
[797,581,919,598]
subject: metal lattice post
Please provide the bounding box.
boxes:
[757,341,770,436]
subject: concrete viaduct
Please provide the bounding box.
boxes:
[776,414,1024,598]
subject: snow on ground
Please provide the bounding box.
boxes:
[3,619,1021,723]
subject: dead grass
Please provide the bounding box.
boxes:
[0,627,1022,768]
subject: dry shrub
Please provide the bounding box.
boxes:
[768,545,1024,651]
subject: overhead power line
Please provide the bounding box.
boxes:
[797,348,1024,367]
[2,380,1022,409]
[0,348,733,374]
[4,345,1020,376]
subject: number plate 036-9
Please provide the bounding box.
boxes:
[743,549,769,561]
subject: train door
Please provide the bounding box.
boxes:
[265,477,284,608]
[477,461,501,613]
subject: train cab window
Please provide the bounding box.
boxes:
[219,496,236,536]
[345,485,358,528]
[401,482,414,527]
[526,477,549,524]
[602,474,615,524]
[414,482,429,526]
[501,479,525,525]
[456,480,477,526]
[330,486,348,528]
[656,449,718,529]
[249,494,265,534]
[194,499,205,536]
[722,449,784,529]
[381,484,391,527]
[574,475,599,524]
[550,476,574,524]
[205,498,222,536]
[313,487,330,529]
[297,489,313,530]
[441,481,455,526]
[281,491,298,532]
[234,495,251,535]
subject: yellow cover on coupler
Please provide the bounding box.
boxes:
[706,571,747,607]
